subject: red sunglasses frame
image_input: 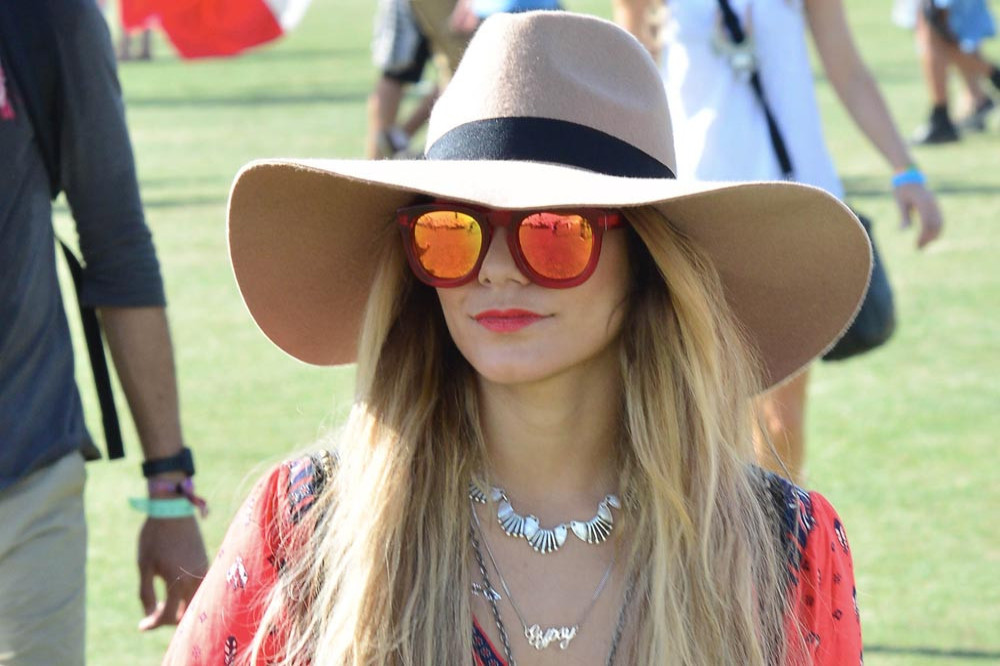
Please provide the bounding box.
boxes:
[396,203,625,289]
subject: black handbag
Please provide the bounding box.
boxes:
[713,0,896,361]
[822,213,896,360]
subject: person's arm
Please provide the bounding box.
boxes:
[805,0,942,248]
[52,0,208,630]
[612,0,661,61]
[99,306,209,630]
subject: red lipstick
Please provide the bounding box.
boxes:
[473,309,546,332]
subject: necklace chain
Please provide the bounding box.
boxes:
[606,574,635,665]
[470,523,517,665]
[471,501,623,657]
[469,517,633,665]
[469,482,622,555]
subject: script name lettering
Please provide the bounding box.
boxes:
[524,624,578,650]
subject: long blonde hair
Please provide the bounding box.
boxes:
[250,206,796,665]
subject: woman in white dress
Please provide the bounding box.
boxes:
[615,0,944,482]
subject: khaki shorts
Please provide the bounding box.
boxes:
[410,0,470,84]
[0,453,87,666]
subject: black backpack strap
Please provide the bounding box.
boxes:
[713,0,795,179]
[59,241,125,459]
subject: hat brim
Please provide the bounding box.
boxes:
[228,158,872,388]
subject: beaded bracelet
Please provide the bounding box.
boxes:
[892,166,926,188]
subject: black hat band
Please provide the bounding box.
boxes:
[425,117,676,180]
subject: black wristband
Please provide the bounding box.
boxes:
[142,447,196,478]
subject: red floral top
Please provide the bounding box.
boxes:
[163,456,862,665]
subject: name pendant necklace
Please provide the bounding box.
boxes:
[471,500,625,659]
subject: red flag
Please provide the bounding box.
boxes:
[121,0,311,58]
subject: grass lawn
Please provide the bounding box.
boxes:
[62,0,999,663]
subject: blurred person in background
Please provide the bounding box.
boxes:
[118,26,155,61]
[911,0,1000,143]
[368,0,564,160]
[447,0,562,34]
[411,0,470,85]
[0,2,207,663]
[615,0,944,482]
[367,0,440,159]
[95,0,154,61]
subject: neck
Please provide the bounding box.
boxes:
[477,346,621,519]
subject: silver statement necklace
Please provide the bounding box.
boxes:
[471,501,615,652]
[469,482,622,555]
[469,509,636,666]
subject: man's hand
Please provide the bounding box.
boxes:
[894,182,943,249]
[137,516,209,631]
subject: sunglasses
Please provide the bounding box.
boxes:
[396,204,625,288]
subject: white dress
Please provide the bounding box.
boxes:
[660,0,845,198]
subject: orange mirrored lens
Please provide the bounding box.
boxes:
[518,213,594,279]
[412,211,483,279]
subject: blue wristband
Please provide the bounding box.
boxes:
[892,167,926,188]
[129,497,197,518]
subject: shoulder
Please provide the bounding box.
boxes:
[282,449,336,524]
[202,448,337,586]
[244,449,337,536]
[756,469,814,569]
[163,451,336,665]
[757,470,853,578]
[759,471,863,665]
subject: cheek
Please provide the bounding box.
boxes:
[430,233,633,382]
[435,287,471,346]
[588,234,631,322]
[435,288,459,322]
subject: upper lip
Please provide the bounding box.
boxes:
[473,308,545,320]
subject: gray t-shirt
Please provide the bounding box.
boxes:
[0,2,165,490]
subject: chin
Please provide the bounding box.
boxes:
[468,353,562,386]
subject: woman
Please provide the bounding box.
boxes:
[164,12,866,665]
[616,0,943,481]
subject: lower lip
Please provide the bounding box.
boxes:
[475,315,545,332]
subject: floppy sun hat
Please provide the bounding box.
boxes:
[228,10,872,388]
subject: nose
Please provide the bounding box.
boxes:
[478,228,530,287]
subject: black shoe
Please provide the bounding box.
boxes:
[958,97,996,132]
[911,115,960,145]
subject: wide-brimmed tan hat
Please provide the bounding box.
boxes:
[228,10,871,388]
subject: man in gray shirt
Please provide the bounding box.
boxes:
[0,1,208,663]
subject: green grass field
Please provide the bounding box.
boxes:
[60,0,999,663]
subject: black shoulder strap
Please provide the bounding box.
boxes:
[58,242,125,459]
[713,0,795,179]
[1,4,124,459]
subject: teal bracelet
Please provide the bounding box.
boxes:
[892,167,926,188]
[129,497,197,518]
